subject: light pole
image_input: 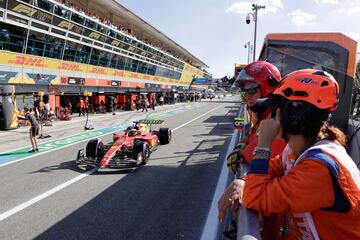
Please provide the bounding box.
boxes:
[244,42,252,64]
[246,4,265,62]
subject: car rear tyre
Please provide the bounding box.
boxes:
[133,141,150,166]
[157,128,171,144]
[86,138,104,158]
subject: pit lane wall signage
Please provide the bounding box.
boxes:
[234,117,244,129]
[179,63,205,84]
[0,51,190,86]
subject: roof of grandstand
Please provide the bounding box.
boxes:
[66,0,208,68]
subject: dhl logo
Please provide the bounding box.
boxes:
[89,32,101,40]
[12,4,37,16]
[58,21,74,30]
[59,63,81,71]
[143,75,151,80]
[184,65,190,71]
[113,71,125,77]
[129,73,139,78]
[10,56,45,67]
[153,77,160,81]
[89,67,107,74]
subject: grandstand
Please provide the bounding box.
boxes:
[0,0,211,113]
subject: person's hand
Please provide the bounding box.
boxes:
[218,179,245,223]
[257,109,281,148]
[226,143,246,174]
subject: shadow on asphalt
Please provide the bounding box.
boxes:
[33,139,231,240]
[32,110,238,240]
[27,160,84,174]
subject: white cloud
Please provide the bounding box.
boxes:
[336,1,360,15]
[288,9,316,26]
[348,5,360,15]
[337,8,345,13]
[314,0,339,5]
[345,32,360,41]
[227,0,283,16]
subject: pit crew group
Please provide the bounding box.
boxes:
[217,61,360,239]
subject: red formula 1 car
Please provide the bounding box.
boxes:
[76,120,171,170]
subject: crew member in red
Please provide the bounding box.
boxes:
[221,69,360,239]
[226,61,286,173]
[78,97,85,116]
[223,61,287,239]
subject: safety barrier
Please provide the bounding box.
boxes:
[235,103,261,240]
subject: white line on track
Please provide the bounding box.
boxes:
[0,103,188,156]
[0,168,97,221]
[0,103,204,168]
[0,104,223,222]
[200,108,242,240]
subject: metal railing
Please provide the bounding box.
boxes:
[236,103,261,240]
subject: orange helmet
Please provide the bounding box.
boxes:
[274,69,339,111]
[234,61,281,97]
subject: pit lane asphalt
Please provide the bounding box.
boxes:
[0,97,240,240]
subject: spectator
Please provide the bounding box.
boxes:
[141,96,148,112]
[219,69,360,239]
[44,101,50,120]
[113,97,117,115]
[136,96,141,111]
[78,97,85,116]
[84,97,89,114]
[99,99,106,113]
[24,108,39,152]
[149,94,156,110]
[159,95,164,106]
[65,98,72,115]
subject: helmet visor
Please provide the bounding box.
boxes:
[233,69,256,89]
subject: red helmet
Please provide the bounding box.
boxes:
[274,69,339,111]
[234,61,281,97]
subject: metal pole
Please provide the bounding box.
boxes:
[247,42,251,64]
[251,4,265,62]
[253,9,257,62]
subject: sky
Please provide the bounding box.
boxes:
[118,0,360,78]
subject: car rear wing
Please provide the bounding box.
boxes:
[138,119,164,124]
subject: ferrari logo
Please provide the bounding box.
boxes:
[249,64,262,73]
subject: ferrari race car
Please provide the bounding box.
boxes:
[76,120,171,170]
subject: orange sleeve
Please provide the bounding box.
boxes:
[268,155,284,178]
[243,159,335,216]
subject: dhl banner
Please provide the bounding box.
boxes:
[179,63,205,84]
[0,51,190,86]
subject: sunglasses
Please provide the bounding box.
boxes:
[241,87,259,96]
